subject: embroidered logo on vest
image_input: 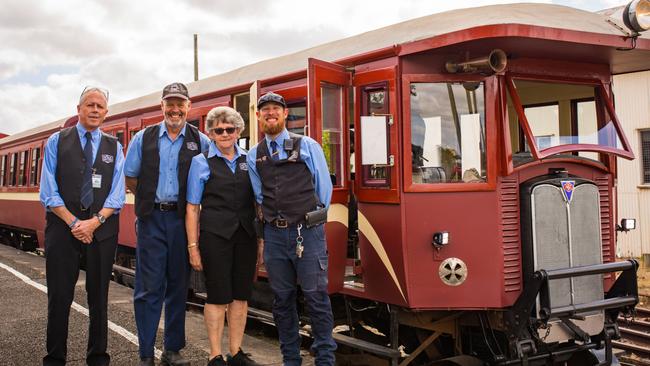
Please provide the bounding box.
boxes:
[101,154,114,164]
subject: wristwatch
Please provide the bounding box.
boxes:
[94,213,106,225]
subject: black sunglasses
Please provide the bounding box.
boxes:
[211,127,237,135]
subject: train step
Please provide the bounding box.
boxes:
[192,295,400,361]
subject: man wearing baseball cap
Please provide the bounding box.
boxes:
[247,92,336,365]
[125,82,210,366]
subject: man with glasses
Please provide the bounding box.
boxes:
[40,86,125,366]
[125,82,210,366]
[247,92,336,366]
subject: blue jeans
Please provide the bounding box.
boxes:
[133,210,189,358]
[264,224,337,366]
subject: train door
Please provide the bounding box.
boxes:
[351,66,408,304]
[307,58,351,292]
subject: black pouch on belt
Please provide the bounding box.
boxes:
[304,207,328,228]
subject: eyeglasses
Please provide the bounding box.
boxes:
[211,127,237,135]
[80,86,109,103]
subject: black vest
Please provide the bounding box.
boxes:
[135,123,201,218]
[55,126,119,241]
[255,133,320,224]
[200,153,255,240]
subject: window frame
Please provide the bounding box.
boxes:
[8,153,16,187]
[30,147,40,186]
[640,129,650,185]
[354,66,400,203]
[402,73,497,193]
[0,154,6,187]
[505,73,633,161]
[359,82,392,188]
[17,150,28,186]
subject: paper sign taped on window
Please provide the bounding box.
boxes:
[360,116,388,165]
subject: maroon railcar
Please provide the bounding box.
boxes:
[1,3,649,365]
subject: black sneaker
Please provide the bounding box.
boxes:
[227,349,261,366]
[160,350,191,366]
[207,355,227,366]
[139,358,155,366]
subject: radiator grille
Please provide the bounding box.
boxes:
[500,178,521,292]
[531,183,603,312]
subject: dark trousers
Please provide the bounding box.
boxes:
[263,224,337,366]
[133,210,189,358]
[43,213,117,366]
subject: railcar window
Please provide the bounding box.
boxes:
[234,93,251,149]
[0,155,6,186]
[18,151,28,186]
[360,85,390,187]
[507,80,624,166]
[410,82,486,184]
[287,103,307,136]
[320,83,344,187]
[187,119,199,129]
[9,153,16,186]
[30,148,40,186]
[642,130,650,184]
[116,131,125,146]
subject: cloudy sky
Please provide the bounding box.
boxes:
[0,0,628,135]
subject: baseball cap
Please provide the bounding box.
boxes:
[257,92,287,109]
[162,82,190,100]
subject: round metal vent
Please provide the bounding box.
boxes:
[438,258,468,286]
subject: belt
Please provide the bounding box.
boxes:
[269,219,289,228]
[154,202,178,211]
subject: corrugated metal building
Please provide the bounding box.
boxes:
[614,71,650,257]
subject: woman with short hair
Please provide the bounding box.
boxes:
[185,106,261,366]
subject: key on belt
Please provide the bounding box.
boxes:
[296,224,304,258]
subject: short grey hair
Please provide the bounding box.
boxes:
[79,86,109,105]
[205,106,245,131]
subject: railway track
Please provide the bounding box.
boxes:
[617,305,650,364]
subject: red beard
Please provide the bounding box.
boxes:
[262,120,285,135]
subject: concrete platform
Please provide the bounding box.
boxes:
[0,244,315,365]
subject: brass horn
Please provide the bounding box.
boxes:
[445,49,507,74]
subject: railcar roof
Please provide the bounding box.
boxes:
[0,119,67,146]
[2,3,648,146]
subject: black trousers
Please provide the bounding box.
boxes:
[42,213,117,366]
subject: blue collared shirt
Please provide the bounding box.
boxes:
[39,122,126,210]
[186,142,247,205]
[124,121,210,202]
[246,129,333,208]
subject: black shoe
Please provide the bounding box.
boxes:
[139,357,155,366]
[207,355,227,366]
[161,350,191,366]
[227,349,261,366]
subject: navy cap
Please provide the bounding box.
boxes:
[257,92,286,109]
[162,82,190,100]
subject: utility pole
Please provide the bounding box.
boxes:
[194,34,199,81]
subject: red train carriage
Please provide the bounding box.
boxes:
[1,3,649,365]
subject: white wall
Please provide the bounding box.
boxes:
[613,71,650,257]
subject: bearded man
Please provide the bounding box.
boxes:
[247,92,336,366]
[125,82,210,366]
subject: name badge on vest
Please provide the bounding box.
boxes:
[186,142,198,151]
[239,162,248,171]
[101,154,114,164]
[92,174,102,188]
